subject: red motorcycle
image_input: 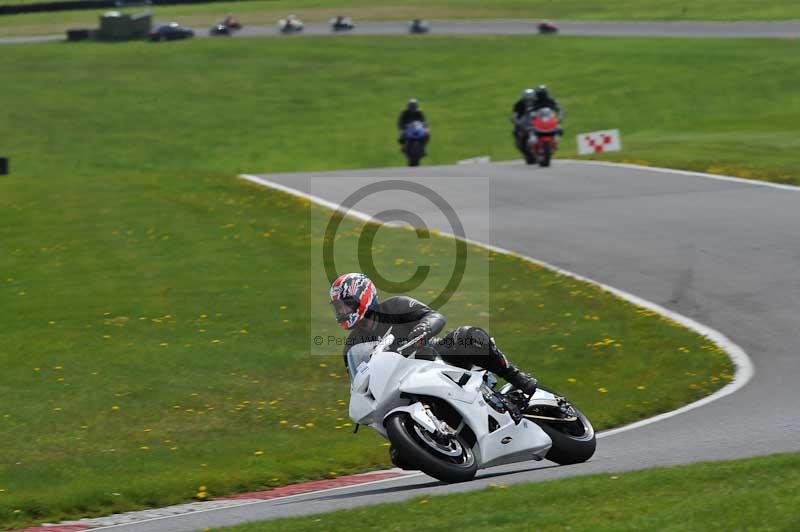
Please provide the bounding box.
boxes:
[522,107,561,167]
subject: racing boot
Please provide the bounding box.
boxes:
[489,338,538,396]
[500,367,536,425]
[500,393,524,424]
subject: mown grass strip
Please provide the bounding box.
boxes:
[1,36,798,184]
[221,452,800,532]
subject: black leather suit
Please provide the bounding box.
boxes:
[342,296,516,378]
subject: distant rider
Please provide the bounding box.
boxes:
[331,272,537,397]
[512,86,563,151]
[410,19,426,32]
[397,98,429,149]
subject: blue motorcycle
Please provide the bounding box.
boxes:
[402,121,429,167]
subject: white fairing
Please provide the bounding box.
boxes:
[348,336,553,468]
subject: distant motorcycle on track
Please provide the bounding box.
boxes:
[279,15,304,33]
[347,332,596,483]
[223,15,242,30]
[210,15,243,36]
[331,16,355,31]
[401,121,429,167]
[515,107,562,167]
[538,21,559,34]
[409,19,430,34]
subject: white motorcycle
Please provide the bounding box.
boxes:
[348,332,596,483]
[278,15,304,33]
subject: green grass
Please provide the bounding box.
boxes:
[2,0,800,38]
[0,34,778,528]
[2,36,799,183]
[0,175,732,529]
[221,452,800,532]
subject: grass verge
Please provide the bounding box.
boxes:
[0,34,762,527]
[0,172,732,529]
[220,452,800,532]
[2,0,800,38]
[2,36,799,183]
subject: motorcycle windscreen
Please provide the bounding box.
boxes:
[346,341,379,380]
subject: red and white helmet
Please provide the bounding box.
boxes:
[330,273,378,330]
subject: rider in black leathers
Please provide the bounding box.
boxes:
[513,86,561,120]
[512,86,562,152]
[397,98,429,148]
[341,295,537,395]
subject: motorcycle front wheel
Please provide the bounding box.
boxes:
[406,140,423,167]
[385,413,477,483]
[539,144,552,167]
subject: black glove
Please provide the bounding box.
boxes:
[408,322,432,347]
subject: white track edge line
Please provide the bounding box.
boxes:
[561,159,800,192]
[239,172,754,440]
[89,472,423,531]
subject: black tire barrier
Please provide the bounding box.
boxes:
[0,0,246,16]
[66,28,91,41]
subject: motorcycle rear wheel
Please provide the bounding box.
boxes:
[385,413,477,483]
[524,388,595,465]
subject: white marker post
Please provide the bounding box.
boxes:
[457,156,491,165]
[577,129,622,155]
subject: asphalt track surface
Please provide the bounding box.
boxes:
[93,160,800,531]
[3,19,800,44]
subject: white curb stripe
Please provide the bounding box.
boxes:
[61,499,266,527]
[561,159,800,192]
[89,471,422,530]
[238,172,754,441]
